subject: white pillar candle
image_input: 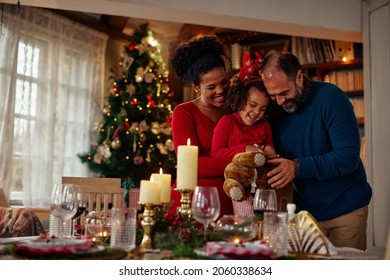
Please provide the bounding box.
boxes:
[151,168,171,203]
[139,179,161,204]
[176,138,198,190]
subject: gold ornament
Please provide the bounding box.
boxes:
[111,138,122,149]
[121,108,127,117]
[102,106,111,114]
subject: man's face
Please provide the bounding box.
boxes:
[262,69,304,113]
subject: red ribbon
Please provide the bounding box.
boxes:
[238,52,263,85]
[147,94,156,108]
[112,122,130,140]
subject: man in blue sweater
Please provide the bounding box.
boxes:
[259,51,372,250]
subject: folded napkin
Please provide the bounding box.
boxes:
[0,207,44,237]
[14,235,94,256]
[206,241,275,259]
[288,211,337,256]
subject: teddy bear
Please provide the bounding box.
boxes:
[223,151,269,202]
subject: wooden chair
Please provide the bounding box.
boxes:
[276,182,294,212]
[0,187,9,207]
[61,177,124,227]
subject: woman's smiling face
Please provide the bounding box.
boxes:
[195,66,229,108]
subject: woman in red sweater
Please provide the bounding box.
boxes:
[169,35,233,217]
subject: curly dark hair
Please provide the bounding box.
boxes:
[224,75,280,120]
[224,75,265,112]
[170,35,230,85]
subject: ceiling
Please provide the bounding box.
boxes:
[52,9,288,45]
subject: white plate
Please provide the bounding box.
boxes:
[24,238,85,248]
[0,236,39,245]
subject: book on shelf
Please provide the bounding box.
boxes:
[292,36,361,64]
[324,69,363,91]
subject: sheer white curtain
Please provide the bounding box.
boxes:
[0,4,108,207]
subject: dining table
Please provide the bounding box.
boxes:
[0,206,383,260]
[0,234,382,260]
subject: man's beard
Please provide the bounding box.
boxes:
[281,76,310,113]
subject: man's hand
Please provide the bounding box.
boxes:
[266,157,296,189]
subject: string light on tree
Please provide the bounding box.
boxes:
[78,23,177,190]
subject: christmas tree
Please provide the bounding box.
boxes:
[78,24,176,190]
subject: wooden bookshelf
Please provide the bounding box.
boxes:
[290,36,365,129]
[221,34,365,129]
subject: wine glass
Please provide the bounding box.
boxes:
[253,189,277,216]
[71,185,86,236]
[191,186,220,240]
[253,188,277,241]
[50,184,78,238]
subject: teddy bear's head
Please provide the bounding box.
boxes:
[223,151,268,201]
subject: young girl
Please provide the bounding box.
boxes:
[211,52,277,216]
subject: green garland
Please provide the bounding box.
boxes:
[135,207,223,258]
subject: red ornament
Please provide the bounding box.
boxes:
[128,43,137,51]
[147,94,156,108]
[133,155,144,165]
[130,99,138,106]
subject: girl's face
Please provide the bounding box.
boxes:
[238,87,269,126]
[193,66,229,108]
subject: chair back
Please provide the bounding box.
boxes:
[61,177,123,226]
[0,187,9,207]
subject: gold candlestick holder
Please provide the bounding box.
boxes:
[175,188,193,217]
[138,202,161,251]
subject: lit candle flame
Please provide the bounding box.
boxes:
[160,168,163,175]
[187,138,191,145]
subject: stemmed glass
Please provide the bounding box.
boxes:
[70,185,86,236]
[50,184,78,238]
[253,188,277,241]
[253,188,277,216]
[191,186,220,240]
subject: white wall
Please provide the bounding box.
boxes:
[0,0,363,41]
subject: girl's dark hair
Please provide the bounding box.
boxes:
[170,35,230,85]
[224,75,264,114]
[224,75,280,120]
